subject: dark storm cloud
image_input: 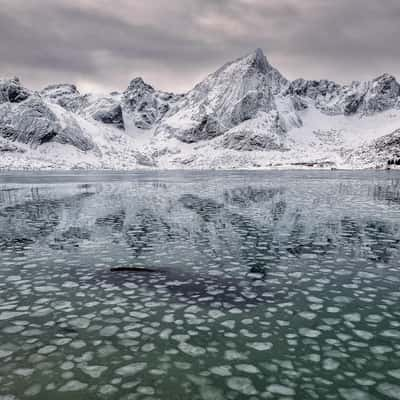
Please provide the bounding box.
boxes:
[0,0,399,93]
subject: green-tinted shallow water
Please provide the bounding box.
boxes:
[0,170,400,400]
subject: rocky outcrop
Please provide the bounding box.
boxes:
[83,96,124,129]
[92,102,123,129]
[41,83,87,112]
[0,92,94,151]
[122,78,182,130]
[0,78,31,104]
[286,79,341,100]
[222,111,288,151]
[362,74,400,114]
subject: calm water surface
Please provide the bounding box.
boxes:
[0,170,400,400]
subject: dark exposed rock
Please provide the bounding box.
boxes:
[92,102,124,129]
[174,114,220,144]
[122,77,182,130]
[110,267,160,273]
[223,129,288,151]
[343,92,365,115]
[286,79,341,99]
[0,77,31,104]
[362,74,400,114]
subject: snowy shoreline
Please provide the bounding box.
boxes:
[0,165,396,173]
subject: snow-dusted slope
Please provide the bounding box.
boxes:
[0,79,94,151]
[0,49,400,170]
[347,128,400,168]
[156,48,290,147]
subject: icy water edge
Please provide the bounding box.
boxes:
[0,170,400,400]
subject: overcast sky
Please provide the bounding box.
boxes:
[1,0,399,94]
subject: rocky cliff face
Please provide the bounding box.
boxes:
[0,80,94,151]
[121,77,183,130]
[285,73,400,116]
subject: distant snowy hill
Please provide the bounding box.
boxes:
[1,49,400,170]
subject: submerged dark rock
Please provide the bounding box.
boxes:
[109,267,160,273]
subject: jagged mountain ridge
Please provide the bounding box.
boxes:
[286,73,400,116]
[0,48,399,169]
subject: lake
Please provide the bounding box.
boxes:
[0,170,400,400]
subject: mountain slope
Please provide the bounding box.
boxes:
[0,49,399,170]
[0,79,94,151]
[156,48,292,149]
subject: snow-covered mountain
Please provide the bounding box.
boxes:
[1,49,400,170]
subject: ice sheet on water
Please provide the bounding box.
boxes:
[377,383,400,399]
[80,365,108,378]
[227,377,257,395]
[116,363,147,376]
[1,172,400,399]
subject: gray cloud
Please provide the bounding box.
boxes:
[0,0,399,94]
